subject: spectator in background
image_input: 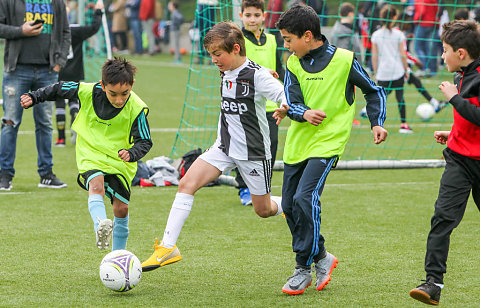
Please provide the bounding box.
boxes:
[104,0,114,49]
[140,0,156,56]
[265,0,284,49]
[454,8,469,20]
[474,7,480,23]
[169,1,185,63]
[126,0,143,55]
[331,2,362,61]
[0,0,71,191]
[413,0,440,76]
[112,0,129,53]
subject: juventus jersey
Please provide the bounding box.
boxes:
[217,58,286,161]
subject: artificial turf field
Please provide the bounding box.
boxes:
[0,53,479,306]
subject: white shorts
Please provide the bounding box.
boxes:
[199,144,272,195]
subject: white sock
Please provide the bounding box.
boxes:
[434,283,444,289]
[162,192,194,248]
[271,196,283,216]
[430,98,439,108]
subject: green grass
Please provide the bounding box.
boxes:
[0,54,479,306]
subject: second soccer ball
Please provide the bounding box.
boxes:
[416,103,435,121]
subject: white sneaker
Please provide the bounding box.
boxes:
[96,218,113,250]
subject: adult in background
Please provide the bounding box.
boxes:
[126,0,143,55]
[413,0,439,76]
[139,0,156,56]
[112,0,129,53]
[265,0,284,51]
[0,0,71,191]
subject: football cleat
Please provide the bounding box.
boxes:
[282,266,312,295]
[314,252,338,291]
[410,279,441,305]
[96,218,113,250]
[141,238,182,272]
[239,188,252,206]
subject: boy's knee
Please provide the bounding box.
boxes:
[89,184,105,195]
[254,207,272,218]
[178,177,197,194]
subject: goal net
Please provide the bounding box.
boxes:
[171,0,477,169]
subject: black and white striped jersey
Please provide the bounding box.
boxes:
[216,58,286,161]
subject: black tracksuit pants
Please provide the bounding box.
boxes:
[282,157,336,266]
[425,148,480,284]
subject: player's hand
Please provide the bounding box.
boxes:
[303,109,326,126]
[118,149,130,162]
[372,125,388,144]
[22,21,43,36]
[53,64,61,72]
[20,94,34,109]
[268,69,279,79]
[439,81,458,101]
[434,130,450,145]
[273,104,289,125]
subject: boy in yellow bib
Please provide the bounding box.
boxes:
[20,58,152,251]
[235,0,285,205]
[275,5,388,295]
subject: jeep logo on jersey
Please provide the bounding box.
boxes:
[221,100,248,114]
[240,81,249,96]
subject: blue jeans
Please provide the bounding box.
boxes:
[129,18,143,54]
[414,25,439,74]
[1,65,58,177]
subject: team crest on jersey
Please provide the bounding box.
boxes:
[240,80,250,96]
[224,80,233,90]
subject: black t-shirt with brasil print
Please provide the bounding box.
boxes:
[17,0,53,65]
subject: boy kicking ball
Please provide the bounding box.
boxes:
[21,58,152,251]
[409,20,480,306]
[141,21,287,272]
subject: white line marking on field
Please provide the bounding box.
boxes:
[271,181,435,189]
[16,122,450,135]
[0,192,33,195]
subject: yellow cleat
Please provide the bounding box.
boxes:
[141,238,182,272]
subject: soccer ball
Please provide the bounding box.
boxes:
[416,103,435,121]
[99,250,142,292]
[359,106,368,119]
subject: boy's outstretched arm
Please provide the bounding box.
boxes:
[255,68,289,124]
[349,58,388,143]
[20,81,80,108]
[122,109,153,162]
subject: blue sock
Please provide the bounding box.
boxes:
[112,215,129,251]
[88,194,107,232]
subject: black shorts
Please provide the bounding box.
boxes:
[78,170,131,204]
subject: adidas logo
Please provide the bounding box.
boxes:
[41,179,52,185]
[249,169,260,177]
